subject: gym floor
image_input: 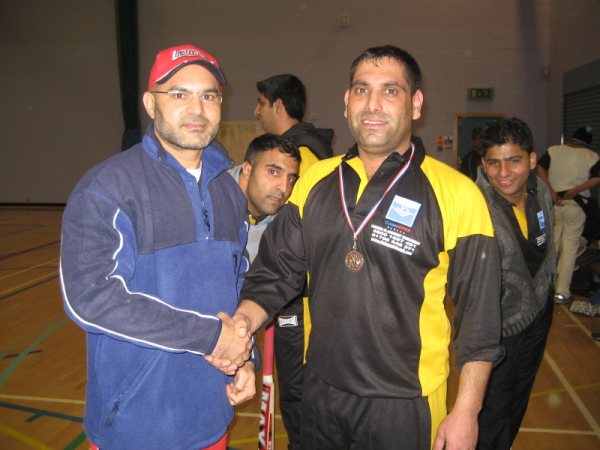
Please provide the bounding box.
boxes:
[1,206,599,450]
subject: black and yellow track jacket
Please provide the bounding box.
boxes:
[242,142,503,398]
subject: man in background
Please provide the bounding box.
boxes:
[476,118,555,449]
[253,73,333,449]
[460,126,485,181]
[229,133,300,261]
[536,126,600,303]
[60,44,255,450]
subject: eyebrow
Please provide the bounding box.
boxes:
[351,80,404,88]
[485,155,523,162]
[168,85,220,93]
[266,163,282,170]
[266,163,299,178]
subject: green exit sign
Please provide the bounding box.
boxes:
[468,88,494,101]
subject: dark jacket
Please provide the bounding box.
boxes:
[283,122,334,159]
[476,167,556,337]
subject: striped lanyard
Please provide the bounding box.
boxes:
[338,143,415,250]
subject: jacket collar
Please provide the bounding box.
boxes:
[342,137,425,167]
[142,124,232,181]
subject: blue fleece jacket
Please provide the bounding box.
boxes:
[60,126,250,449]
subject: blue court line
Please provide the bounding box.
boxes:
[0,401,83,423]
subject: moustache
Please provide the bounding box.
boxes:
[182,115,209,125]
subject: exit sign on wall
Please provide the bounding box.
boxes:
[468,88,494,100]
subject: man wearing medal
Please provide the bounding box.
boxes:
[215,45,504,449]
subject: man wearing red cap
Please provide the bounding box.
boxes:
[60,45,256,450]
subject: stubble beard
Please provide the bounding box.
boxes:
[154,108,219,151]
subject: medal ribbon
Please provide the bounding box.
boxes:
[339,144,415,246]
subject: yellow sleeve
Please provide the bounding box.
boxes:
[298,146,320,176]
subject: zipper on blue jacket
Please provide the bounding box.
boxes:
[105,400,120,426]
[198,179,211,235]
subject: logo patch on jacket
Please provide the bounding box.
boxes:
[385,195,421,228]
[537,210,545,231]
[370,195,422,256]
[278,315,299,327]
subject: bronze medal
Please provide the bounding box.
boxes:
[345,248,365,272]
[338,144,415,274]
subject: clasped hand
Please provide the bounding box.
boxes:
[205,312,252,375]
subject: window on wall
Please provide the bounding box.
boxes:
[564,85,600,153]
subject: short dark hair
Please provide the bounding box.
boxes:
[471,127,484,141]
[244,134,302,165]
[481,118,534,154]
[349,45,422,95]
[256,74,306,121]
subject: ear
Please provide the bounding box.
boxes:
[273,98,284,114]
[241,161,253,178]
[143,91,156,120]
[343,90,350,119]
[529,151,537,170]
[411,90,424,120]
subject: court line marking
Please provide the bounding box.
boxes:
[544,351,600,437]
[558,303,600,348]
[0,401,83,424]
[529,382,600,398]
[0,394,85,405]
[0,272,58,300]
[63,431,87,450]
[0,318,69,389]
[0,314,64,361]
[0,225,42,238]
[0,422,53,450]
[519,427,598,436]
[0,257,59,281]
[0,240,60,261]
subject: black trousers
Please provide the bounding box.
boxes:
[477,301,553,450]
[274,296,305,450]
[301,366,432,450]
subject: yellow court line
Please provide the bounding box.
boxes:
[530,382,600,398]
[544,351,600,437]
[0,258,59,282]
[0,422,54,450]
[0,394,85,405]
[561,304,600,348]
[0,272,57,298]
[519,427,599,436]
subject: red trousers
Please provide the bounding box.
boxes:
[90,432,227,450]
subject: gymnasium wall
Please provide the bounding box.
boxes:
[1,0,598,203]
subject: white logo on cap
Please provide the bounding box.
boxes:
[172,49,205,61]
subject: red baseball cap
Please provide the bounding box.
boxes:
[147,44,227,91]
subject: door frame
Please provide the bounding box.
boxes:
[453,113,504,168]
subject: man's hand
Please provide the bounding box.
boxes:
[562,188,578,200]
[551,190,564,206]
[205,312,252,373]
[226,362,256,405]
[433,360,491,450]
[432,407,478,450]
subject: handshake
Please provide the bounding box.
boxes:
[205,311,254,374]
